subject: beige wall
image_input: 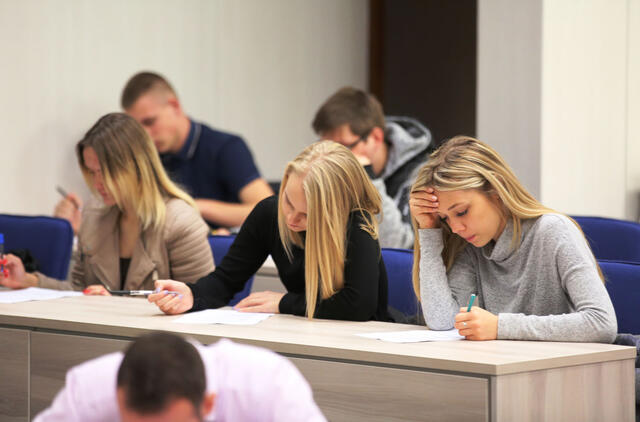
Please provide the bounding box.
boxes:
[627,0,640,221]
[0,0,368,215]
[478,0,639,220]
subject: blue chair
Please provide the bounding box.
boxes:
[599,260,640,334]
[573,216,640,263]
[381,248,420,319]
[0,214,74,280]
[208,235,254,306]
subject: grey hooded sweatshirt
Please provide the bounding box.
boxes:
[374,116,434,249]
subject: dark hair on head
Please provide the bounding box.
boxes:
[312,87,385,138]
[121,71,176,110]
[117,332,206,415]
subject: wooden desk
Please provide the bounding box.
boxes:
[0,296,635,422]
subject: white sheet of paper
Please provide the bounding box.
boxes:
[173,309,273,325]
[0,287,83,304]
[356,329,464,343]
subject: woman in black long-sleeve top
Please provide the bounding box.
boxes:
[150,141,390,321]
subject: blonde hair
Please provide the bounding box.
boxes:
[77,113,196,230]
[410,136,603,299]
[278,141,382,318]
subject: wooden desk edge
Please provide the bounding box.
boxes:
[1,314,635,377]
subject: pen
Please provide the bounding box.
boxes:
[110,290,154,296]
[110,290,179,297]
[56,185,81,210]
[466,294,476,312]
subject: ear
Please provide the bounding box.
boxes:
[201,392,215,416]
[488,190,508,217]
[369,126,385,146]
[490,190,503,206]
[116,388,128,413]
[166,96,183,115]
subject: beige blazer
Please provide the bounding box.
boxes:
[38,198,214,291]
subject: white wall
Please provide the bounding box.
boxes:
[478,0,639,220]
[477,0,542,197]
[540,0,628,217]
[0,0,369,215]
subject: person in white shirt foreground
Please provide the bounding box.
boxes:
[34,331,326,422]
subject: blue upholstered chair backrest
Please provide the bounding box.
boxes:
[382,248,420,318]
[208,235,254,306]
[599,260,640,334]
[573,216,640,263]
[0,214,74,280]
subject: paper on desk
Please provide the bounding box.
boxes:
[173,309,273,325]
[357,329,464,343]
[0,287,83,304]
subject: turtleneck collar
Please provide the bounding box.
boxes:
[479,217,535,262]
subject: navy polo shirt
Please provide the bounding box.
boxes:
[161,120,262,206]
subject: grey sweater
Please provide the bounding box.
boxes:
[418,213,617,343]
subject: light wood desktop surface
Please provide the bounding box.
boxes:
[252,255,286,293]
[0,295,635,422]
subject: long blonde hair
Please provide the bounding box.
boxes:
[410,136,602,299]
[278,141,382,318]
[77,112,196,230]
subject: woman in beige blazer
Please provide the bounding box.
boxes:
[1,113,214,293]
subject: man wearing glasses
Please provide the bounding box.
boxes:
[312,87,434,249]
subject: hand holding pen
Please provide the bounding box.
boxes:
[54,186,83,234]
[0,254,38,289]
[148,280,193,315]
[453,293,499,341]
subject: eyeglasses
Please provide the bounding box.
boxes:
[344,130,371,150]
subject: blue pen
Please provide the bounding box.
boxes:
[466,293,476,312]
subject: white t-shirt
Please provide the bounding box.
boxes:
[34,338,326,422]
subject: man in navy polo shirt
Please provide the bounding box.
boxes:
[121,72,273,229]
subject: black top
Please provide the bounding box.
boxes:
[188,196,390,321]
[119,257,131,290]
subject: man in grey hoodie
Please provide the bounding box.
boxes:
[312,87,434,249]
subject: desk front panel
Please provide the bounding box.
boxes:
[291,356,488,422]
[0,327,29,422]
[30,331,130,417]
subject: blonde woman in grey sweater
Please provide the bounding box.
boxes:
[409,136,617,343]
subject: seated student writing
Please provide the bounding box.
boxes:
[150,141,390,321]
[0,113,214,294]
[409,136,617,342]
